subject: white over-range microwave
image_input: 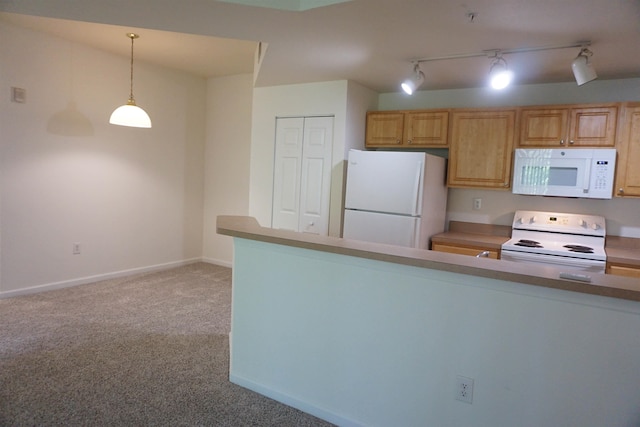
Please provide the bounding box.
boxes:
[512,148,617,199]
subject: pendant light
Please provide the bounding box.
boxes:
[109,33,152,128]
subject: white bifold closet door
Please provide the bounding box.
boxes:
[271,116,334,235]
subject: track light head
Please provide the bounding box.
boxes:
[488,54,513,90]
[401,63,425,95]
[572,47,597,86]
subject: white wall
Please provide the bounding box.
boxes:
[0,21,206,296]
[250,81,352,237]
[378,79,640,237]
[202,74,253,267]
[231,238,640,427]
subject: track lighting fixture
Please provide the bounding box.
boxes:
[401,41,595,95]
[488,53,513,90]
[572,46,597,86]
[110,33,152,128]
[401,63,425,95]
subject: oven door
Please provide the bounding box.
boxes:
[501,250,605,274]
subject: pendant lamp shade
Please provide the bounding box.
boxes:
[110,101,152,128]
[110,33,152,128]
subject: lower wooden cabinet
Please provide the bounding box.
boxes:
[606,263,640,278]
[432,242,499,259]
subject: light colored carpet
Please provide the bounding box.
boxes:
[0,262,334,426]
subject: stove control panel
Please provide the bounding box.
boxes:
[512,210,606,237]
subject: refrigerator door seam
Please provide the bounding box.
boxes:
[346,208,417,217]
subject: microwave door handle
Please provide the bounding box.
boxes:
[583,161,592,194]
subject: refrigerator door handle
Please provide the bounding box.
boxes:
[411,161,423,216]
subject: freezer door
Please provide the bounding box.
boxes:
[345,150,424,216]
[343,209,420,248]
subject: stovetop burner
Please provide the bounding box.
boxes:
[514,239,543,248]
[563,244,594,254]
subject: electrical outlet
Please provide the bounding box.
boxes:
[473,198,482,210]
[456,375,474,404]
[73,243,81,255]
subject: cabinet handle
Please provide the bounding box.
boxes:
[569,140,575,145]
[476,251,491,258]
[619,188,624,195]
[396,139,401,144]
[560,139,565,145]
[407,140,412,144]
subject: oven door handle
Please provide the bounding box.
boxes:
[500,250,605,272]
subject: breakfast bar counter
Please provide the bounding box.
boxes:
[216,215,640,427]
[217,215,640,302]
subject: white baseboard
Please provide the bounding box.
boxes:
[202,257,232,268]
[0,258,203,299]
[229,373,364,427]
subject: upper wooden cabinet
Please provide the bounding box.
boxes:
[448,109,517,189]
[518,104,618,147]
[365,110,448,148]
[614,103,640,198]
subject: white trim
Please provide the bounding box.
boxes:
[201,257,233,268]
[0,258,202,299]
[229,373,364,427]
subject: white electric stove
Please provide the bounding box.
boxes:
[501,210,607,274]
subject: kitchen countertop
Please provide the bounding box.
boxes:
[431,221,511,250]
[432,221,640,268]
[605,236,640,268]
[217,215,640,302]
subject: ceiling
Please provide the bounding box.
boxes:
[1,0,639,93]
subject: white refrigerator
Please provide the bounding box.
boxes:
[343,149,448,249]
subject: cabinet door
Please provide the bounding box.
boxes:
[404,111,449,147]
[615,104,640,197]
[568,106,617,147]
[607,264,640,278]
[518,105,618,147]
[448,110,516,189]
[519,108,569,146]
[432,243,499,259]
[365,111,404,147]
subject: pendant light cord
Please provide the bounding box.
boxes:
[129,34,135,103]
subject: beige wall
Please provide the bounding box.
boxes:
[0,20,206,296]
[249,81,348,236]
[202,74,253,266]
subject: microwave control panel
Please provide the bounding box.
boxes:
[592,159,614,191]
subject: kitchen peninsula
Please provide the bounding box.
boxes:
[217,215,640,427]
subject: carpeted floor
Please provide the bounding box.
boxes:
[0,262,334,426]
